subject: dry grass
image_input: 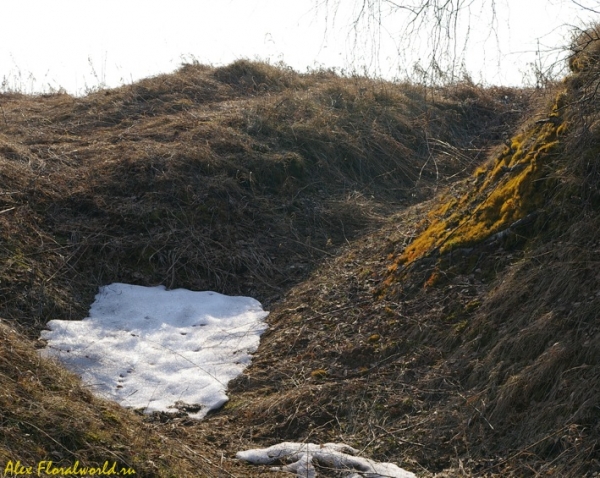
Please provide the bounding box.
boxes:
[0,59,567,477]
[152,37,600,477]
[0,320,235,477]
[0,60,528,334]
[329,26,600,475]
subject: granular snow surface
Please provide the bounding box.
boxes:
[40,283,269,418]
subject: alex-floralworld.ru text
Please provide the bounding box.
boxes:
[3,460,136,476]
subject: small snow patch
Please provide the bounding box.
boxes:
[40,283,268,418]
[236,442,416,478]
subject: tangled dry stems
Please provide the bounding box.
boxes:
[5,57,595,477]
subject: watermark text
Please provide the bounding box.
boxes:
[3,460,136,476]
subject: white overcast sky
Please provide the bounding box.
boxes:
[0,0,597,95]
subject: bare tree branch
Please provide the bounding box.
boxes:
[318,0,600,85]
[570,0,600,14]
[320,0,500,83]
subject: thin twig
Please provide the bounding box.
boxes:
[0,207,16,215]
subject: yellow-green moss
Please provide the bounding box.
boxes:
[465,300,481,312]
[310,369,328,379]
[424,268,441,288]
[453,320,469,334]
[393,92,565,268]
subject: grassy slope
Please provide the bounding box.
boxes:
[206,44,600,476]
[5,57,590,476]
[0,320,234,477]
[0,61,525,335]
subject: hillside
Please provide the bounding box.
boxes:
[0,61,526,333]
[1,46,598,476]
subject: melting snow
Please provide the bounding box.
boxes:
[237,442,416,478]
[40,283,268,418]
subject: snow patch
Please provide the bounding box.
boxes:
[40,283,268,418]
[236,442,416,478]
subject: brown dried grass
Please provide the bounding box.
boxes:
[0,60,536,476]
[0,61,527,333]
[0,320,233,477]
[185,45,600,477]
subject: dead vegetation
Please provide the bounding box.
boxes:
[0,319,237,477]
[0,60,528,336]
[196,33,600,477]
[5,54,599,477]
